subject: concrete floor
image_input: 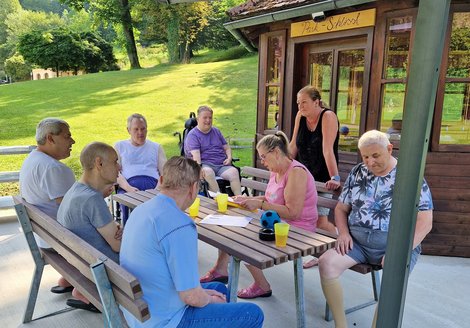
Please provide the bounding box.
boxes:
[1,208,469,328]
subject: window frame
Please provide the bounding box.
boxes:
[258,30,287,134]
[432,4,470,152]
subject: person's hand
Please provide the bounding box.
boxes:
[223,156,232,166]
[205,289,226,304]
[125,186,139,193]
[381,256,385,267]
[238,198,261,210]
[325,179,341,190]
[114,224,123,240]
[232,195,248,203]
[335,232,353,256]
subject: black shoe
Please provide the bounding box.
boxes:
[66,299,101,313]
[51,285,74,294]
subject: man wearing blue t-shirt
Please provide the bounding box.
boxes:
[120,156,263,328]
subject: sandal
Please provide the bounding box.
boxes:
[237,283,272,299]
[50,285,74,294]
[66,299,101,313]
[200,268,229,284]
[303,257,319,269]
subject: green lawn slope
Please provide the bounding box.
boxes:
[0,53,259,196]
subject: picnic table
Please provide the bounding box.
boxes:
[113,190,336,328]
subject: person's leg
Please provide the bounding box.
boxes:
[200,251,230,283]
[177,302,264,328]
[237,265,272,299]
[319,249,358,328]
[202,166,220,192]
[219,166,241,195]
[317,215,337,233]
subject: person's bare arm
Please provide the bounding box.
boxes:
[117,173,138,193]
[222,144,232,166]
[97,221,122,252]
[321,111,341,190]
[288,112,302,158]
[334,202,353,255]
[190,149,202,165]
[242,167,307,218]
[157,146,167,175]
[179,286,226,307]
[413,210,433,249]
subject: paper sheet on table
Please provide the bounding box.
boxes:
[199,214,252,227]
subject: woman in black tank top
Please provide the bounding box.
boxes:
[289,86,341,268]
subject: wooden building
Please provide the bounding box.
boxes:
[225,0,470,257]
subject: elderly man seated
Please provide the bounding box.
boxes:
[120,157,264,328]
[318,130,433,328]
[184,105,241,196]
[58,142,122,312]
[115,113,167,224]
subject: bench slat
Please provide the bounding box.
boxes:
[241,166,270,180]
[241,178,267,192]
[0,145,36,155]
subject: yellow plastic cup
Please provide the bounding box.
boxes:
[216,193,228,213]
[274,223,290,247]
[189,197,200,218]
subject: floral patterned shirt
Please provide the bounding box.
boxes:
[339,162,433,231]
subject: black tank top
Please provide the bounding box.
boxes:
[295,109,339,183]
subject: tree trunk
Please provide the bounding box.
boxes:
[181,42,191,64]
[120,0,141,69]
[167,10,180,64]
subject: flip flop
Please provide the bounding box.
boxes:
[50,285,74,294]
[237,283,272,299]
[200,268,229,284]
[66,299,101,313]
[303,257,319,269]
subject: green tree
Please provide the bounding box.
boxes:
[19,0,70,14]
[18,29,85,74]
[80,31,119,72]
[0,0,21,76]
[60,0,141,69]
[133,0,209,63]
[4,54,31,81]
[196,0,245,50]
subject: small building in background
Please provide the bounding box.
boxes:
[31,68,83,80]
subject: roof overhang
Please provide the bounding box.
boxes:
[224,0,377,52]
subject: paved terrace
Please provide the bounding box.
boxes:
[1,207,468,328]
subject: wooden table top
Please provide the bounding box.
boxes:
[113,190,336,270]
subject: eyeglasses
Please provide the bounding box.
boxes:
[259,149,274,161]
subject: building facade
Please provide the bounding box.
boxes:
[227,0,470,257]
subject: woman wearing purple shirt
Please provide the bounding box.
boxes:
[184,106,241,195]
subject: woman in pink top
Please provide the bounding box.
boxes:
[200,131,318,298]
[233,131,318,298]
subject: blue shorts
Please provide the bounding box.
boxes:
[346,225,421,272]
[202,163,234,176]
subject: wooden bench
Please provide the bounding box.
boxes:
[240,166,382,320]
[13,196,149,326]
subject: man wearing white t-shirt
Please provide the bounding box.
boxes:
[115,113,166,224]
[19,118,76,294]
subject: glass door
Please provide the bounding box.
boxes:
[308,37,368,152]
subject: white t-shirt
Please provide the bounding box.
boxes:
[19,149,75,247]
[115,139,166,180]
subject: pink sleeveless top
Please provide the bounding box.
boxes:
[264,160,318,232]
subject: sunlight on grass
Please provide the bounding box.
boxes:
[0,51,259,196]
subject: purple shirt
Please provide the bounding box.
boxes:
[184,127,227,165]
[265,160,318,232]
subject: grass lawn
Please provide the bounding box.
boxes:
[0,51,259,196]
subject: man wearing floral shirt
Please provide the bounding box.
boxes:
[318,130,433,328]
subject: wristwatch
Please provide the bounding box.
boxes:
[331,175,341,182]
